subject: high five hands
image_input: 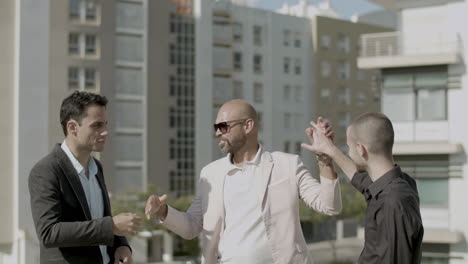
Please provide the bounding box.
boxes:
[302,116,336,157]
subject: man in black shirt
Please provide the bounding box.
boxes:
[302,112,423,264]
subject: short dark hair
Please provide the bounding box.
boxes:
[60,91,108,136]
[350,112,394,156]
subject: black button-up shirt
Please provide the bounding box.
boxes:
[351,166,424,264]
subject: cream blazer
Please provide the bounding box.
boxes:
[162,151,342,264]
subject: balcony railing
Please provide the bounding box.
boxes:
[360,31,463,58]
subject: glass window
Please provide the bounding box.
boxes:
[257,112,263,131]
[115,101,143,128]
[283,57,290,74]
[85,34,96,55]
[416,178,448,208]
[253,25,262,46]
[383,74,412,88]
[295,142,302,155]
[116,35,143,62]
[253,82,263,103]
[321,61,330,77]
[84,68,96,89]
[417,88,446,120]
[68,33,80,55]
[68,67,79,89]
[383,87,415,121]
[233,52,242,71]
[283,29,290,47]
[357,91,367,106]
[337,33,350,53]
[114,134,143,161]
[415,72,447,88]
[69,0,80,20]
[338,61,350,79]
[85,0,97,21]
[232,23,242,42]
[338,86,350,104]
[294,58,301,75]
[116,68,143,95]
[294,32,301,48]
[320,35,331,49]
[382,69,448,121]
[253,54,262,73]
[284,141,290,153]
[116,2,143,30]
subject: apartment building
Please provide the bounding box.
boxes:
[195,0,315,173]
[358,0,468,263]
[278,0,390,150]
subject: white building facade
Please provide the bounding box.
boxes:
[359,0,468,263]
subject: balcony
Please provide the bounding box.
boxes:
[358,32,462,69]
[391,120,463,155]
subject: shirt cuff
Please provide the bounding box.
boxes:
[155,205,175,224]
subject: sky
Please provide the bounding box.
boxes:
[252,0,383,19]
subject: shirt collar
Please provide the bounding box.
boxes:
[226,145,263,171]
[368,165,401,199]
[61,140,97,177]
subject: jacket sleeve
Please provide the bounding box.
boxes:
[29,162,115,248]
[296,156,342,216]
[160,175,207,240]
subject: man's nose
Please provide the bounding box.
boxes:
[215,128,222,137]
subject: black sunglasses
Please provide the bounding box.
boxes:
[213,119,247,134]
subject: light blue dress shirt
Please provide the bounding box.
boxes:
[61,141,109,264]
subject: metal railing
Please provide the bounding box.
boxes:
[360,31,463,57]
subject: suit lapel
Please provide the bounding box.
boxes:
[258,151,274,208]
[54,144,92,220]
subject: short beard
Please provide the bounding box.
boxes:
[219,136,245,154]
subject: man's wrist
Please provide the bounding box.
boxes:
[316,153,332,166]
[157,204,168,221]
[329,146,342,160]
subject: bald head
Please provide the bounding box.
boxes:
[348,112,394,156]
[217,99,258,124]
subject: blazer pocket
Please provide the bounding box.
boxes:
[267,178,291,215]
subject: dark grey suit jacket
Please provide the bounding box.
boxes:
[29,144,130,264]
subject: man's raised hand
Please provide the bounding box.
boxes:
[145,194,168,220]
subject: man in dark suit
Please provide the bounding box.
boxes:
[29,91,142,264]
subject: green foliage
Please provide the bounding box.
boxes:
[111,185,199,256]
[110,184,163,231]
[300,183,366,223]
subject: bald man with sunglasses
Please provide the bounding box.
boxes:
[145,100,342,264]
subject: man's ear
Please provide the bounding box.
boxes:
[244,119,255,133]
[67,120,78,136]
[357,143,368,161]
